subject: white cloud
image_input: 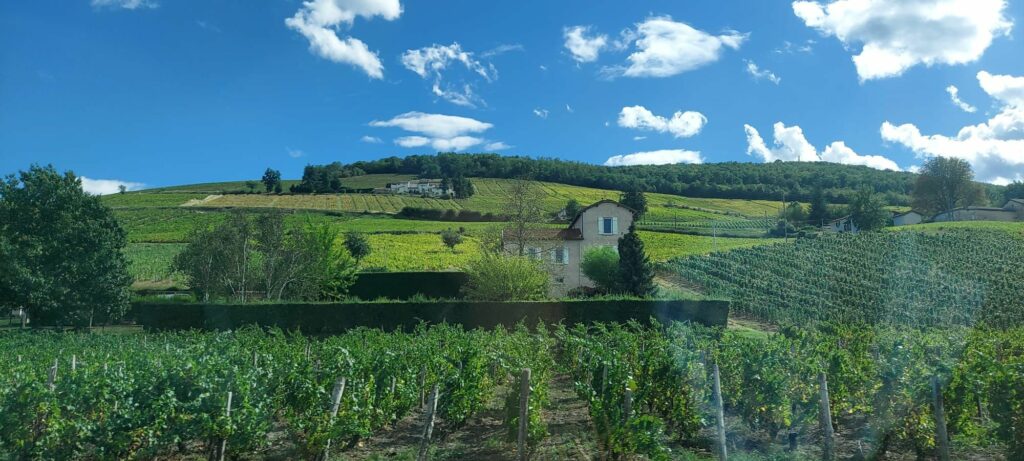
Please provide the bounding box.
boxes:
[401,43,497,108]
[533,108,549,119]
[604,149,703,166]
[565,104,574,113]
[774,39,815,54]
[820,141,902,171]
[80,177,145,195]
[745,122,901,170]
[401,43,495,80]
[360,135,382,143]
[881,70,1024,184]
[608,16,747,78]
[633,136,647,141]
[792,0,1013,81]
[91,0,157,9]
[484,141,511,151]
[287,148,305,158]
[946,85,976,113]
[371,112,500,152]
[285,0,402,79]
[564,26,608,63]
[618,105,707,138]
[745,60,781,84]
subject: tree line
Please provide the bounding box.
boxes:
[331,153,970,205]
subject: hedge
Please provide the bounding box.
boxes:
[135,300,729,333]
[349,272,467,300]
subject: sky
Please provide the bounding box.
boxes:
[1,0,1023,193]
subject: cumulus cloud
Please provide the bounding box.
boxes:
[371,112,501,152]
[564,26,608,63]
[792,0,1013,81]
[946,85,977,113]
[604,149,703,166]
[360,135,382,143]
[285,0,402,79]
[402,43,497,107]
[80,177,145,195]
[618,105,707,138]
[881,70,1024,184]
[745,60,781,84]
[91,0,157,9]
[745,122,901,170]
[484,141,511,151]
[605,16,746,78]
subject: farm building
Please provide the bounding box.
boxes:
[383,179,452,198]
[931,200,1024,223]
[503,200,634,297]
[892,210,924,226]
[823,215,859,234]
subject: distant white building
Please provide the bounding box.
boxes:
[824,215,859,234]
[892,210,924,226]
[931,200,1024,223]
[384,179,452,198]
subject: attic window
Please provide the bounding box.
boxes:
[600,217,617,235]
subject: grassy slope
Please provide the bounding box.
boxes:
[887,220,1024,235]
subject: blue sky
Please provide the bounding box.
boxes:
[2,0,1023,193]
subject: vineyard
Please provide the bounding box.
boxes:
[2,322,1020,460]
[666,229,1024,327]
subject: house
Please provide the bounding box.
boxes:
[823,215,858,234]
[892,210,924,226]
[931,200,1024,223]
[384,179,452,198]
[502,200,635,297]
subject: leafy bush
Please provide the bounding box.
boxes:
[462,254,550,301]
[582,246,619,293]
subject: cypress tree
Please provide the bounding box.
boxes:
[617,223,655,297]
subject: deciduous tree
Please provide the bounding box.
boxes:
[912,157,985,215]
[849,189,890,231]
[0,165,132,327]
[582,246,619,293]
[502,179,546,256]
[620,188,648,219]
[262,168,282,193]
[344,232,371,263]
[462,253,549,301]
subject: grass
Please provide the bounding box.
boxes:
[101,192,207,208]
[638,231,780,262]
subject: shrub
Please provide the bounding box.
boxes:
[441,228,463,251]
[582,246,620,293]
[462,253,549,301]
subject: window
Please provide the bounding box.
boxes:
[553,246,568,264]
[600,217,617,235]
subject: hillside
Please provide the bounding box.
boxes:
[105,176,785,222]
[666,229,1024,328]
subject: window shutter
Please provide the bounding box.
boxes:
[612,217,619,234]
[598,217,604,235]
[562,246,569,264]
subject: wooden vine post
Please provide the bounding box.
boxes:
[321,377,347,461]
[518,368,531,461]
[217,391,232,461]
[623,388,633,424]
[932,376,951,461]
[417,384,440,461]
[819,372,835,461]
[47,359,58,391]
[712,362,727,461]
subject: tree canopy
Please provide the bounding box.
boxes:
[912,157,986,215]
[0,165,132,327]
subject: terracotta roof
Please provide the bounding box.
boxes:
[501,228,584,241]
[568,200,635,228]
